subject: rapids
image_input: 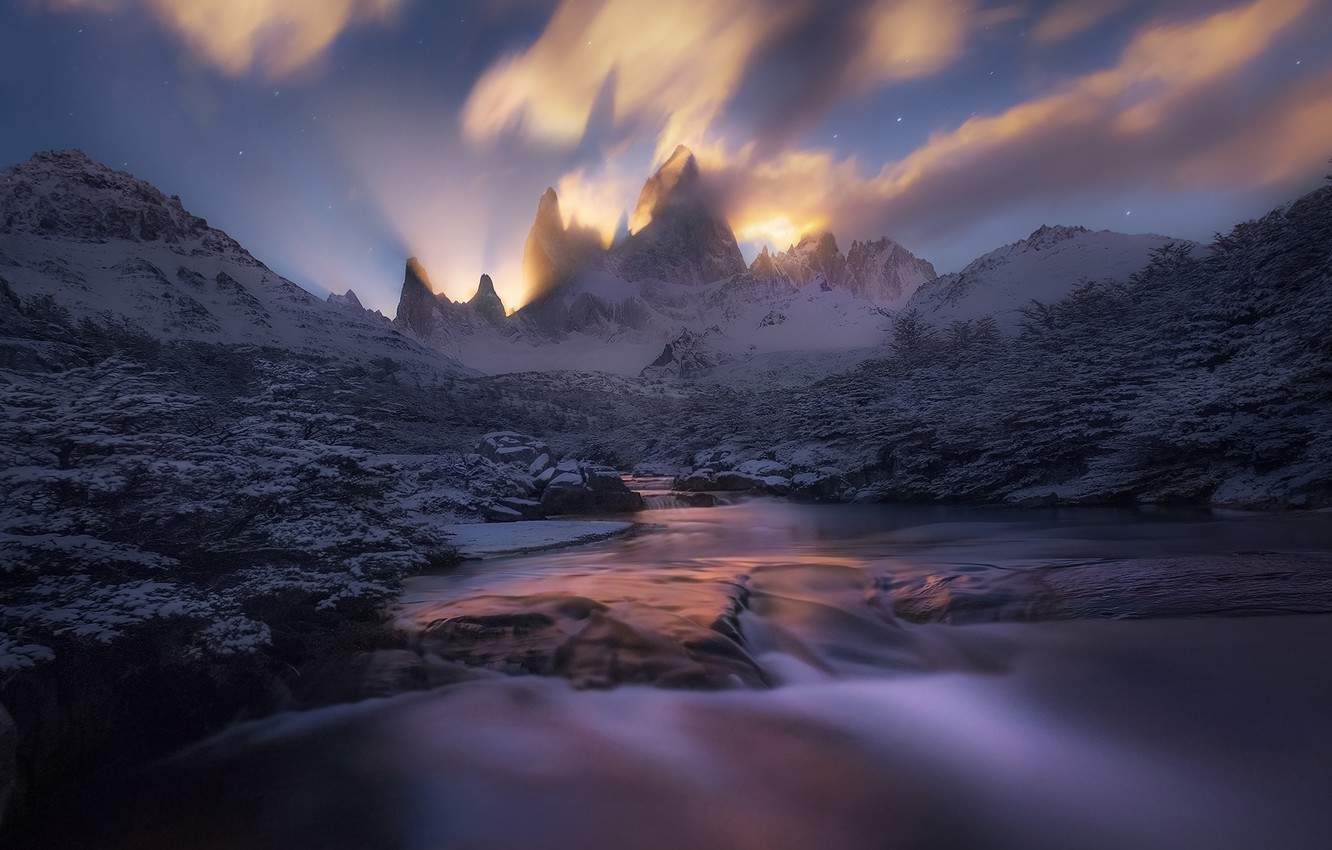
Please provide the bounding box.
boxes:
[18,498,1332,849]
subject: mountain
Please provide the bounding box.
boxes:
[386,149,939,377]
[907,224,1182,330]
[392,259,514,357]
[378,148,1184,381]
[753,231,936,309]
[0,150,473,376]
[521,187,603,300]
[611,145,747,285]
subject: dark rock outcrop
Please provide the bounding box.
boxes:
[613,146,746,285]
[538,461,644,515]
[396,257,440,341]
[467,274,507,326]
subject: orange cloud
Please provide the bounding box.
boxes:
[43,0,401,78]
[875,0,1312,191]
[1032,0,1141,44]
[461,0,799,165]
[849,0,991,87]
[464,0,1015,250]
[704,0,1327,249]
[460,0,996,169]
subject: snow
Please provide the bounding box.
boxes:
[908,227,1185,330]
[440,521,637,559]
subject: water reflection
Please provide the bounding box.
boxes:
[19,501,1332,849]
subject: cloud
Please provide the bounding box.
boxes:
[461,0,1023,245]
[461,0,801,165]
[42,0,401,78]
[459,0,998,166]
[1032,0,1141,44]
[702,0,1328,250]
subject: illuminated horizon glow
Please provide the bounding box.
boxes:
[4,0,1330,315]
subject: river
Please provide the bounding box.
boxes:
[19,496,1332,849]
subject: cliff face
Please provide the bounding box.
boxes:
[613,146,747,285]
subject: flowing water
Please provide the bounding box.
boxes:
[21,497,1332,849]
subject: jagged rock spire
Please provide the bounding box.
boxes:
[522,187,574,297]
[614,144,746,285]
[396,256,439,339]
[468,273,507,325]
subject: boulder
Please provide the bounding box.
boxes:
[714,471,765,491]
[735,459,790,478]
[539,483,595,515]
[486,497,544,522]
[677,492,718,508]
[676,469,716,491]
[789,472,854,503]
[473,432,554,469]
[538,464,643,515]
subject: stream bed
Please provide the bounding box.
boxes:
[18,499,1332,849]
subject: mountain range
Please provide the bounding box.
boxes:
[3,148,1179,380]
[0,150,473,377]
[367,145,1177,377]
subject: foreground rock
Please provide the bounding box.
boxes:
[473,433,644,517]
[887,552,1332,624]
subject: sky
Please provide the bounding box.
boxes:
[1,0,1329,314]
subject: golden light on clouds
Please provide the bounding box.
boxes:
[875,0,1313,192]
[555,166,631,248]
[45,0,401,78]
[461,0,797,165]
[691,0,1327,250]
[848,0,972,87]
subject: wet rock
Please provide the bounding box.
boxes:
[789,471,854,503]
[887,552,1332,624]
[678,492,718,508]
[675,469,716,491]
[713,471,763,491]
[292,650,477,707]
[552,609,759,690]
[539,464,643,515]
[540,483,593,515]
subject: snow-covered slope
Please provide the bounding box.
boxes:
[0,150,474,376]
[908,225,1182,330]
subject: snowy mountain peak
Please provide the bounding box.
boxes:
[630,144,698,232]
[537,186,560,217]
[522,186,602,299]
[908,225,1184,330]
[614,145,745,285]
[1,149,253,262]
[750,244,778,278]
[1022,224,1091,251]
[748,230,933,308]
[1,151,472,376]
[327,289,365,311]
